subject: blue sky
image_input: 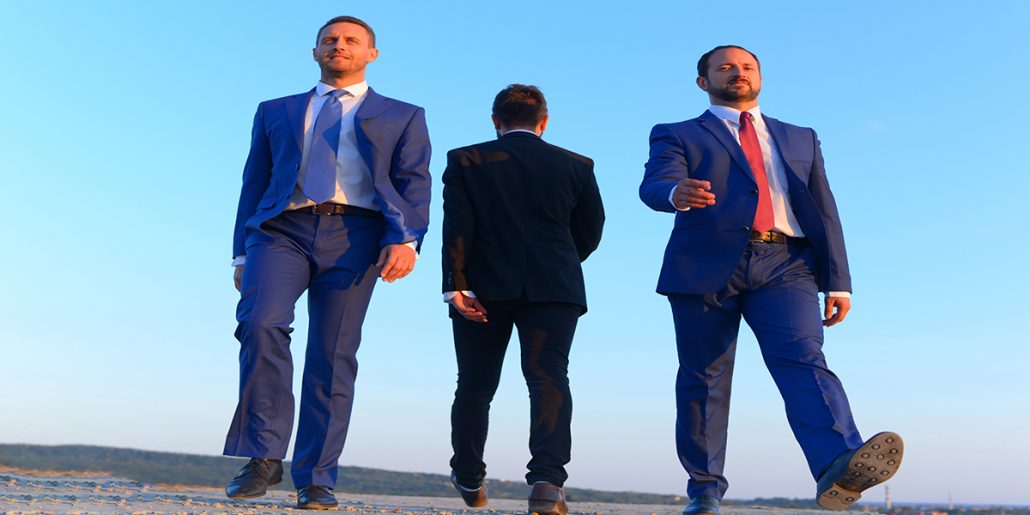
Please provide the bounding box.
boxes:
[2,0,1028,506]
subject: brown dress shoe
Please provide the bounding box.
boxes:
[528,482,568,515]
[450,472,488,507]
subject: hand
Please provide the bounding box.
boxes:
[673,178,716,209]
[823,296,851,327]
[376,244,416,282]
[233,265,244,292]
[450,292,488,323]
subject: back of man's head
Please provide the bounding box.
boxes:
[492,84,547,129]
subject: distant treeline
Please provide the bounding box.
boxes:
[0,444,692,505]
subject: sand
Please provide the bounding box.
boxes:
[0,466,866,514]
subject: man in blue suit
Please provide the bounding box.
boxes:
[222,16,431,510]
[640,46,902,513]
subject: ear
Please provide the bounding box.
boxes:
[536,114,549,135]
[367,47,379,63]
[491,115,502,131]
[696,76,709,92]
[312,47,318,63]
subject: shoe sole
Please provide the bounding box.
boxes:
[227,491,265,500]
[817,431,903,510]
[529,500,568,515]
[297,501,339,510]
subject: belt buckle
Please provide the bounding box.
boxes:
[311,203,331,215]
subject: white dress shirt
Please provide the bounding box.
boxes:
[288,81,376,211]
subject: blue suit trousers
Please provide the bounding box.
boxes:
[224,210,383,488]
[668,241,863,499]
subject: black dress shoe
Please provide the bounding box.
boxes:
[683,495,720,515]
[297,485,339,510]
[450,471,488,507]
[225,458,283,499]
[816,431,904,510]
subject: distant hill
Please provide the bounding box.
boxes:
[0,444,688,505]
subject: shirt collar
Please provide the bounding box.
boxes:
[708,104,763,127]
[501,129,539,137]
[315,81,369,99]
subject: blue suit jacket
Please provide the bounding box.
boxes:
[232,88,432,258]
[639,110,851,295]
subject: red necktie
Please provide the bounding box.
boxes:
[738,111,775,233]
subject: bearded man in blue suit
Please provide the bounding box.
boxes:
[222,16,430,510]
[640,45,902,513]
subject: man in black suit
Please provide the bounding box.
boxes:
[441,84,604,515]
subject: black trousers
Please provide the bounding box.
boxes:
[449,300,581,487]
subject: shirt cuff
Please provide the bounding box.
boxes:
[231,256,246,267]
[826,291,851,298]
[669,184,690,211]
[443,291,476,303]
[404,240,419,260]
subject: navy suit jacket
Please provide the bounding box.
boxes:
[232,88,432,258]
[441,132,604,313]
[639,110,851,295]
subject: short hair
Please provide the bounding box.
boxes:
[317,16,376,48]
[492,84,548,128]
[696,45,760,78]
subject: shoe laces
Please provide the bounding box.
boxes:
[240,458,274,478]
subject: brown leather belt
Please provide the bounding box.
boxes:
[749,230,804,245]
[301,202,383,217]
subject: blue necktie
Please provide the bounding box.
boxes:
[303,89,350,204]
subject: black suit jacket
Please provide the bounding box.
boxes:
[441,131,604,313]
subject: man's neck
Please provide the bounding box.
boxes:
[499,126,542,137]
[320,73,366,89]
[709,98,758,112]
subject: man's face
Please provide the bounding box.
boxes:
[697,47,761,104]
[312,22,378,77]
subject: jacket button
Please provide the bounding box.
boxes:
[742,226,750,232]
[750,189,759,195]
[295,164,300,170]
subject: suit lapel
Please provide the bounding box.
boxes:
[354,88,393,175]
[283,90,314,152]
[698,110,755,182]
[763,115,808,184]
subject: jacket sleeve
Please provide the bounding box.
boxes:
[232,103,273,258]
[385,106,432,251]
[441,149,474,292]
[571,160,605,262]
[639,124,688,213]
[807,129,852,293]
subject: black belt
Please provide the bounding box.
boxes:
[299,203,383,217]
[749,230,805,245]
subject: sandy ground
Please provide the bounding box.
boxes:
[0,466,868,515]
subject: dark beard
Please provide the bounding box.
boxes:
[711,82,759,103]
